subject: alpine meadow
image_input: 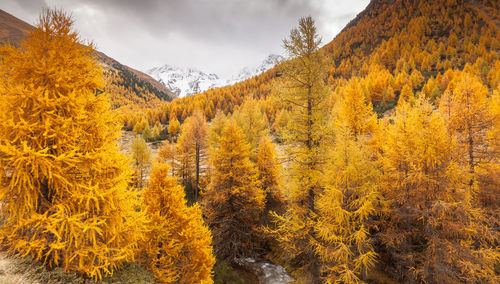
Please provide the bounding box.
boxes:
[0,0,499,283]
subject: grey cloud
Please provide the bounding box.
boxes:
[2,0,369,78]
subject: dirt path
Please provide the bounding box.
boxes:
[0,252,37,284]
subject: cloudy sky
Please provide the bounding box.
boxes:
[3,0,369,79]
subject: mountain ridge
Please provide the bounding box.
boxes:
[0,9,175,107]
[147,54,284,98]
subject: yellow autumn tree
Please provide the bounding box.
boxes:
[207,109,228,150]
[398,84,414,105]
[313,82,381,283]
[269,16,330,282]
[168,115,180,140]
[131,135,152,189]
[315,125,381,283]
[157,140,176,176]
[142,162,215,283]
[379,95,496,283]
[256,136,283,215]
[333,78,377,138]
[439,72,494,189]
[202,120,265,262]
[0,9,145,279]
[175,110,208,202]
[233,99,270,154]
[439,71,499,242]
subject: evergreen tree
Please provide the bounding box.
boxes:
[0,9,145,279]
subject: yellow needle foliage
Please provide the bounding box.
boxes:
[315,126,381,284]
[131,135,152,189]
[175,110,208,202]
[269,16,330,283]
[202,120,265,262]
[314,84,381,283]
[0,9,145,279]
[142,163,215,284]
[256,136,283,213]
[379,95,497,283]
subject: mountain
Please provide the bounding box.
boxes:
[147,65,222,98]
[227,54,284,85]
[0,9,175,108]
[147,54,284,98]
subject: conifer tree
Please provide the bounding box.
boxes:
[207,109,227,150]
[398,84,414,105]
[142,163,215,284]
[269,16,330,282]
[0,9,145,279]
[202,120,265,262]
[157,140,176,175]
[233,99,270,154]
[131,135,152,188]
[175,111,208,202]
[168,115,180,140]
[439,72,494,188]
[256,136,283,214]
[315,125,381,283]
[334,79,377,138]
[313,83,381,283]
[379,95,496,283]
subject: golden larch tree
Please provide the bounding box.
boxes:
[202,120,265,262]
[131,135,152,189]
[0,9,145,279]
[379,95,496,283]
[142,163,215,284]
[439,72,495,188]
[207,109,228,150]
[157,140,176,176]
[168,115,180,140]
[315,125,381,284]
[313,83,381,283]
[175,110,208,202]
[256,136,283,214]
[333,78,377,139]
[233,99,270,154]
[269,16,330,282]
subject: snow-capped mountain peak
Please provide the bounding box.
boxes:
[146,65,222,98]
[147,54,283,98]
[227,54,284,85]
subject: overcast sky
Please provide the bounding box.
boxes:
[3,0,369,79]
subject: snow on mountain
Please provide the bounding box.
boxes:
[146,65,223,98]
[146,54,283,98]
[226,54,284,85]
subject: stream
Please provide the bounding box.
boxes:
[236,258,294,284]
